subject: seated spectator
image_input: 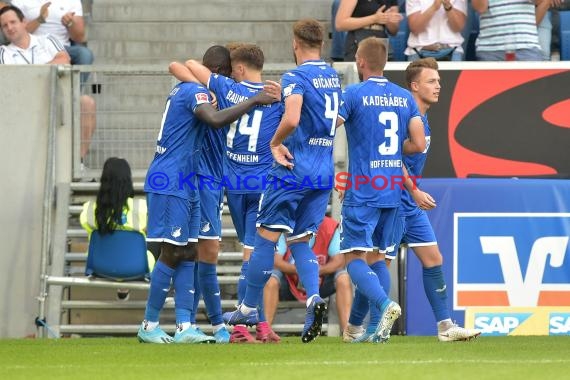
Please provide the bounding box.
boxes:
[335,0,403,61]
[12,0,93,80]
[263,216,353,336]
[473,0,543,61]
[0,2,8,44]
[0,4,96,165]
[80,157,155,299]
[406,0,467,61]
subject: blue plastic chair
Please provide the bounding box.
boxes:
[560,11,570,61]
[85,230,150,281]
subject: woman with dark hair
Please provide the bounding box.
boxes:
[80,157,155,296]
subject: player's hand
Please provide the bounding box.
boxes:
[264,80,281,101]
[253,91,278,105]
[61,11,75,28]
[209,91,218,110]
[271,144,294,170]
[335,187,345,202]
[411,189,436,210]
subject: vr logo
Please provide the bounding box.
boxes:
[454,213,570,309]
[474,313,531,336]
[480,236,568,306]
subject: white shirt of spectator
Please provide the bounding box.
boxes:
[12,0,83,46]
[0,33,65,64]
[405,0,467,55]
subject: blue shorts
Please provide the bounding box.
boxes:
[147,192,200,245]
[256,176,331,239]
[385,209,437,260]
[340,205,397,254]
[227,192,261,249]
[198,184,224,240]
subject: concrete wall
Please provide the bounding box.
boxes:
[0,65,72,337]
[89,0,333,64]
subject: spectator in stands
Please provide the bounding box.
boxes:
[80,157,155,299]
[0,2,8,44]
[263,216,353,336]
[405,0,467,61]
[536,0,561,60]
[12,0,94,79]
[0,4,96,166]
[335,0,403,61]
[330,0,347,61]
[473,0,543,60]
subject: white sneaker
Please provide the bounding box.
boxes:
[342,324,365,342]
[372,301,401,343]
[438,321,481,342]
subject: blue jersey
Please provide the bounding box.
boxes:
[339,76,421,207]
[208,74,283,193]
[144,82,210,199]
[197,127,225,183]
[400,114,431,216]
[270,60,342,189]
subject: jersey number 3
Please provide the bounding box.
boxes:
[378,111,399,155]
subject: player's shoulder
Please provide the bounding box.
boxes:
[176,81,208,94]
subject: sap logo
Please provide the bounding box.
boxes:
[474,313,531,336]
[549,313,570,335]
[480,236,569,306]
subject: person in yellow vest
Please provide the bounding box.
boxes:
[80,157,155,299]
[263,216,353,338]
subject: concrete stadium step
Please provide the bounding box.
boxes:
[89,0,332,64]
[92,0,331,22]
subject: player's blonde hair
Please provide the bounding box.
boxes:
[405,58,439,88]
[356,37,387,72]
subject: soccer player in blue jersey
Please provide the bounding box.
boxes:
[171,44,284,343]
[337,37,426,343]
[222,18,343,343]
[137,65,275,344]
[344,57,480,342]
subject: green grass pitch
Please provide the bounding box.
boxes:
[1,336,569,380]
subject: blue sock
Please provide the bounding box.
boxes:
[144,260,174,322]
[190,263,200,324]
[198,262,223,325]
[423,265,450,322]
[366,260,391,329]
[173,261,195,325]
[348,289,369,326]
[242,233,276,308]
[370,260,390,294]
[257,288,267,323]
[290,241,320,298]
[237,261,249,304]
[346,259,388,312]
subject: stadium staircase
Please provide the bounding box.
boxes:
[43,181,335,337]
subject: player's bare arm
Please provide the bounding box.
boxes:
[168,62,200,83]
[269,94,302,169]
[184,59,213,87]
[195,91,275,129]
[403,116,426,154]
